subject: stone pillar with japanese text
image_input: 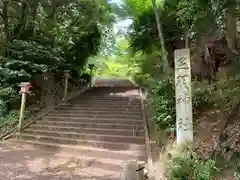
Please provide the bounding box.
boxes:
[174,48,193,144]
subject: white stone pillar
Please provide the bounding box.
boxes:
[174,48,193,144]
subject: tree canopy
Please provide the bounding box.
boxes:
[0,0,114,81]
[125,0,239,57]
[0,0,115,115]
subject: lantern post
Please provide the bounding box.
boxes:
[18,82,31,132]
[64,70,70,102]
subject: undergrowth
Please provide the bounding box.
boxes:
[134,69,240,134]
[166,149,219,180]
[133,59,240,178]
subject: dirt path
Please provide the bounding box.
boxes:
[0,142,120,180]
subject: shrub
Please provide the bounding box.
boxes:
[0,87,18,116]
[134,74,176,133]
[134,70,240,136]
[147,78,176,133]
[167,151,219,180]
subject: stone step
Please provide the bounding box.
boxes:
[32,122,144,132]
[22,129,145,144]
[84,89,137,93]
[47,111,143,117]
[1,142,136,180]
[28,125,144,137]
[3,140,135,173]
[78,96,138,100]
[80,92,139,98]
[14,134,145,149]
[80,94,139,99]
[55,105,142,111]
[8,139,145,161]
[70,102,141,107]
[84,86,137,91]
[43,114,143,120]
[70,98,141,103]
[58,103,142,108]
[51,109,142,115]
[72,100,140,105]
[74,96,140,101]
[6,85,147,177]
[10,137,146,160]
[2,144,126,179]
[41,117,143,124]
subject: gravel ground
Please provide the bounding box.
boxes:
[0,142,120,180]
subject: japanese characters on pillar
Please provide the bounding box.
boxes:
[174,48,193,144]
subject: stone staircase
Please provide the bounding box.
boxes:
[6,82,147,179]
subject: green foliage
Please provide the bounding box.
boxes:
[109,2,130,19]
[1,39,63,82]
[167,151,219,180]
[134,71,240,134]
[124,0,162,18]
[125,0,225,57]
[0,0,114,71]
[92,37,136,77]
[0,39,63,113]
[192,67,240,111]
[134,74,176,133]
[0,87,18,116]
[0,0,115,124]
[147,77,176,132]
[0,110,19,126]
[128,4,183,54]
[167,0,216,33]
[65,25,102,69]
[96,60,129,77]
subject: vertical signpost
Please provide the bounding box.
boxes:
[174,48,193,144]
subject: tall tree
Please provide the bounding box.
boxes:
[226,0,238,53]
[151,0,168,72]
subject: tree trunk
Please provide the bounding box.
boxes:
[3,0,9,41]
[28,0,39,37]
[1,0,9,56]
[50,0,57,47]
[13,1,28,39]
[202,36,215,83]
[226,0,238,53]
[151,0,168,72]
[185,30,189,48]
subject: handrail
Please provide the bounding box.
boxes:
[139,88,154,179]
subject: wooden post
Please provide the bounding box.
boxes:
[63,70,70,102]
[174,48,193,144]
[18,82,31,132]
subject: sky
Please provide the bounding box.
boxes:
[109,0,123,5]
[113,19,132,33]
[109,0,132,33]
